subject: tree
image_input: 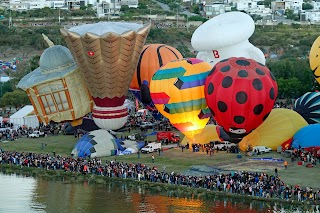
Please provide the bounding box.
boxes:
[0,89,30,108]
[302,3,313,10]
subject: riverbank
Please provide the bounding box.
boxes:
[0,133,319,190]
[0,164,318,210]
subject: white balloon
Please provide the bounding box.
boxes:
[191,11,265,66]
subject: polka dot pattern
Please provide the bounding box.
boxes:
[238,70,248,78]
[204,57,278,142]
[207,83,214,95]
[222,76,233,88]
[236,91,247,104]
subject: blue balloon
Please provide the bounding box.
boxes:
[292,124,320,149]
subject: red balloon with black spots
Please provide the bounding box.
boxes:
[204,57,278,142]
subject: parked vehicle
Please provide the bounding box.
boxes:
[128,133,146,141]
[252,146,272,154]
[212,141,236,150]
[156,131,180,143]
[141,142,162,153]
[28,130,45,138]
[140,122,154,129]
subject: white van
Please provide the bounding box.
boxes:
[252,146,272,154]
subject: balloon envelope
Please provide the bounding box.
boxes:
[204,57,278,141]
[61,22,150,130]
[293,92,320,124]
[191,12,265,67]
[292,124,320,149]
[150,58,211,142]
[309,36,320,84]
[130,44,183,120]
[239,108,308,151]
[180,124,222,145]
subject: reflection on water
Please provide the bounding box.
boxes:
[0,173,319,213]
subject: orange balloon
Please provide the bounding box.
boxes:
[130,44,183,90]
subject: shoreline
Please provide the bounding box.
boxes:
[1,164,318,207]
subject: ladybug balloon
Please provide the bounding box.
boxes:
[204,57,278,142]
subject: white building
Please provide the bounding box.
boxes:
[120,0,138,8]
[96,0,121,18]
[311,1,320,11]
[236,0,258,11]
[203,2,231,18]
[300,11,320,22]
[271,0,303,15]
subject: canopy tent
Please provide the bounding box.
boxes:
[10,105,39,128]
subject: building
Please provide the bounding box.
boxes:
[271,0,303,15]
[96,0,121,18]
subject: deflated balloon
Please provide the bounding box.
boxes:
[239,108,308,151]
[292,124,320,149]
[204,57,278,142]
[150,58,211,142]
[180,124,222,145]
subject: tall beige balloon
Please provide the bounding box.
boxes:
[239,108,308,151]
[61,22,150,130]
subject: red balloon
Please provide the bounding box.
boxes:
[204,57,278,141]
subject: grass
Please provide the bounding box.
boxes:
[1,132,319,190]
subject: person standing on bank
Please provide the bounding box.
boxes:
[152,155,155,163]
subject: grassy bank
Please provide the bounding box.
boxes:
[0,133,319,190]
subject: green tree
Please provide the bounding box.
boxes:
[0,89,30,108]
[302,3,313,10]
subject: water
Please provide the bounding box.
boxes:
[0,173,318,213]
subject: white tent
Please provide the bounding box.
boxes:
[10,105,39,128]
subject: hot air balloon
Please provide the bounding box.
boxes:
[180,124,224,145]
[130,44,183,120]
[293,92,320,124]
[204,57,278,142]
[191,11,265,67]
[309,36,320,84]
[61,22,150,130]
[150,58,211,143]
[238,108,308,151]
[17,34,93,125]
[292,124,320,149]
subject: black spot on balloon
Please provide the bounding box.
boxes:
[253,104,264,115]
[253,79,263,90]
[263,112,270,121]
[238,70,248,78]
[270,72,276,81]
[186,59,193,64]
[256,68,265,75]
[234,116,245,124]
[236,60,250,66]
[270,87,275,100]
[207,83,214,95]
[218,101,228,112]
[220,59,228,63]
[208,66,216,76]
[220,65,230,72]
[210,109,215,117]
[222,76,233,88]
[236,91,248,104]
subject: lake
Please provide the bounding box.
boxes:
[0,173,318,213]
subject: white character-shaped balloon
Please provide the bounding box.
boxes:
[191,12,265,67]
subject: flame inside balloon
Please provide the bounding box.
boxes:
[150,58,211,142]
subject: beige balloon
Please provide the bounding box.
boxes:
[61,22,150,130]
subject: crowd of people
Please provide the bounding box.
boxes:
[0,150,319,204]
